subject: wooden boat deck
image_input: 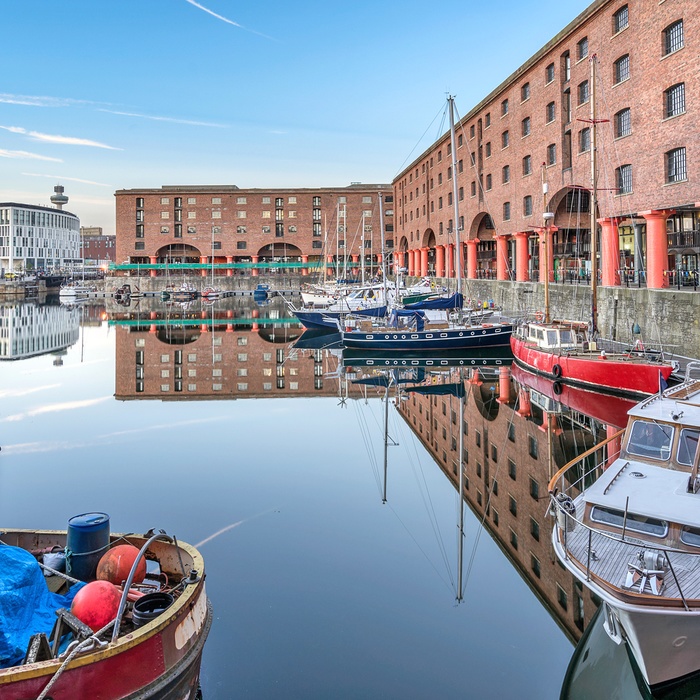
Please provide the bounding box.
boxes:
[561,505,700,603]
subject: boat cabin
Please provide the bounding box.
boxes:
[524,323,581,350]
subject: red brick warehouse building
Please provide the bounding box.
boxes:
[395,0,699,289]
[114,184,393,278]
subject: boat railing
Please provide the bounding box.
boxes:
[548,430,699,607]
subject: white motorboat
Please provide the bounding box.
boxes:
[549,361,700,689]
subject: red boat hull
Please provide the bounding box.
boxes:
[0,532,211,700]
[510,335,674,400]
[511,364,636,428]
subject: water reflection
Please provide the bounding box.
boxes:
[0,300,81,361]
[7,297,693,698]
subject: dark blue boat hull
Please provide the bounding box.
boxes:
[341,324,512,351]
[293,305,387,330]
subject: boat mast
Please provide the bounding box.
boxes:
[378,192,387,302]
[456,370,465,602]
[541,167,553,323]
[589,54,599,335]
[448,96,463,324]
[361,211,366,286]
[382,380,389,504]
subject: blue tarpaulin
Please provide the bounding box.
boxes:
[0,544,84,668]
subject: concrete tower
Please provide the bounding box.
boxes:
[50,185,69,210]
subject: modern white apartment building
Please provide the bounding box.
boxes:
[0,202,81,275]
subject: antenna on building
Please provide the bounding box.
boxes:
[50,185,69,210]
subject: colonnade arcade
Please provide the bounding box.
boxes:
[398,186,698,290]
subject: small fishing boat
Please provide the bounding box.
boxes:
[0,521,211,700]
[161,283,198,303]
[549,362,700,689]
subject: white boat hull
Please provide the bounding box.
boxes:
[553,530,700,688]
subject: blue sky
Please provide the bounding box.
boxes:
[1,0,591,234]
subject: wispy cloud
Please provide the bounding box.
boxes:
[22,172,112,187]
[0,94,97,108]
[0,384,61,399]
[99,109,227,128]
[0,149,62,162]
[2,396,111,423]
[184,0,275,40]
[0,125,121,150]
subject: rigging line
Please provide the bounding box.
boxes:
[386,501,455,595]
[394,395,456,590]
[395,102,450,178]
[460,379,515,599]
[352,395,384,498]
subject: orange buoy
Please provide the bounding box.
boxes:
[71,580,122,632]
[96,544,146,585]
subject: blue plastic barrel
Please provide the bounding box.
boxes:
[66,512,110,581]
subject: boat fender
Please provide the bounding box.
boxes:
[552,380,563,396]
[552,364,563,378]
[555,494,577,532]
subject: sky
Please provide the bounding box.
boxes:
[1,0,592,235]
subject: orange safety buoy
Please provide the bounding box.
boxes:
[71,580,122,632]
[97,544,146,586]
[535,311,544,322]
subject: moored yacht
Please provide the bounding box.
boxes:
[549,362,700,689]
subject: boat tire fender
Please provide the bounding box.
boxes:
[552,380,563,396]
[552,364,562,378]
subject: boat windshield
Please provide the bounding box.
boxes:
[559,329,576,345]
[626,420,674,461]
[677,428,700,467]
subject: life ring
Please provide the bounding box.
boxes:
[552,364,563,378]
[535,311,544,322]
[553,380,563,396]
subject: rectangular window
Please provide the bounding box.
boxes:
[521,82,530,101]
[528,435,539,459]
[613,5,628,34]
[160,197,170,205]
[236,197,247,204]
[509,496,517,516]
[529,477,540,500]
[616,164,632,194]
[187,197,196,204]
[523,155,532,175]
[530,517,540,541]
[212,211,222,219]
[664,20,683,55]
[666,147,687,183]
[237,211,246,219]
[237,225,246,234]
[524,195,533,216]
[614,54,630,84]
[161,211,169,219]
[237,241,247,249]
[503,201,511,221]
[546,101,556,123]
[531,555,541,578]
[485,174,492,191]
[136,197,144,208]
[212,197,221,204]
[546,63,555,83]
[501,99,509,116]
[614,108,631,137]
[510,529,518,550]
[547,143,556,166]
[502,165,510,183]
[577,36,588,60]
[665,83,685,118]
[521,117,531,137]
[502,131,509,148]
[579,127,591,152]
[578,80,589,105]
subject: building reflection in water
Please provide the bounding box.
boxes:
[393,362,629,644]
[112,298,354,401]
[0,301,82,361]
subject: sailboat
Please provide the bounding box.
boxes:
[510,56,674,400]
[341,96,512,352]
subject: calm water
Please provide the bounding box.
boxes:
[3,297,687,699]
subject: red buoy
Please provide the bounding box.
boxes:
[71,580,122,632]
[96,544,146,585]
